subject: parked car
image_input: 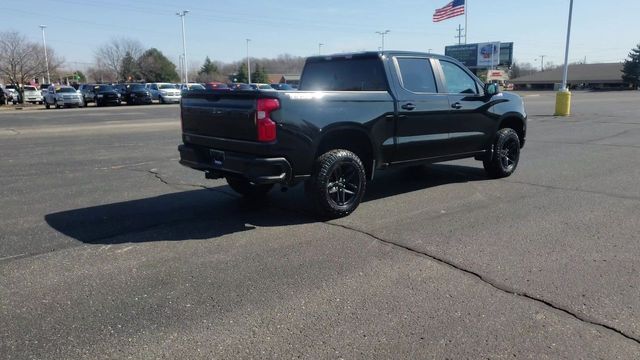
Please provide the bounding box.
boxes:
[119,83,152,105]
[178,51,527,218]
[147,83,181,103]
[78,84,97,104]
[228,83,252,91]
[93,84,121,107]
[270,83,294,90]
[249,83,275,90]
[4,85,18,104]
[22,86,43,104]
[179,83,206,91]
[204,82,229,90]
[44,85,84,109]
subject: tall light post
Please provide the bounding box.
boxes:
[555,0,574,116]
[375,30,390,51]
[176,10,189,84]
[318,43,324,56]
[246,39,251,84]
[39,25,50,84]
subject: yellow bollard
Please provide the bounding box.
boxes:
[554,89,571,116]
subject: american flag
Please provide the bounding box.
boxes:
[433,0,465,22]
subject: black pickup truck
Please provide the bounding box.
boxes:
[178,51,527,217]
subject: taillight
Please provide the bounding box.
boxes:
[256,98,279,142]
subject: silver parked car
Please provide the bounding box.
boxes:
[147,83,181,103]
[44,85,84,109]
[23,86,43,104]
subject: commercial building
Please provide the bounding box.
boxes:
[510,63,630,90]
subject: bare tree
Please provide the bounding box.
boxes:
[94,37,144,80]
[0,31,64,85]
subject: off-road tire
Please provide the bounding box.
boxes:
[306,149,366,219]
[483,128,521,178]
[226,176,274,198]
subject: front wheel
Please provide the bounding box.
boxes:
[45,102,50,109]
[483,128,521,178]
[306,149,366,218]
[226,177,274,198]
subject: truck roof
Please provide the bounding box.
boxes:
[306,51,451,62]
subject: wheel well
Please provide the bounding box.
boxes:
[316,129,374,178]
[499,117,525,144]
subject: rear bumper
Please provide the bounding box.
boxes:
[178,144,292,184]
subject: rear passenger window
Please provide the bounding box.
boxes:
[298,58,387,91]
[396,58,437,93]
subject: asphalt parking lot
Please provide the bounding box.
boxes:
[1,91,639,358]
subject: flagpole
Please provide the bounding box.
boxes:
[465,0,468,44]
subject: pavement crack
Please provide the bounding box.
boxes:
[326,221,640,345]
[501,179,640,202]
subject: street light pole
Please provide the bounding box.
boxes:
[375,30,390,51]
[555,0,574,116]
[560,0,574,91]
[246,39,251,84]
[318,43,324,56]
[39,25,50,84]
[176,10,189,85]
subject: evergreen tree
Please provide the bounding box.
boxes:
[137,48,179,82]
[235,63,248,83]
[119,52,140,81]
[622,44,640,90]
[251,65,269,83]
[199,57,218,75]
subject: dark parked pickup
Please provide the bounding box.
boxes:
[179,51,527,217]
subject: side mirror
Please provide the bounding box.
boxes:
[485,83,499,96]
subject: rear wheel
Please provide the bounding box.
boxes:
[226,177,274,198]
[306,149,366,218]
[483,128,521,178]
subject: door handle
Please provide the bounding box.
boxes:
[401,103,416,111]
[451,102,462,109]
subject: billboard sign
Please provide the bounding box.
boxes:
[445,42,513,69]
[477,42,500,67]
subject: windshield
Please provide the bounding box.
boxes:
[57,87,77,93]
[186,84,205,90]
[96,85,115,92]
[24,86,37,91]
[159,84,177,89]
[129,84,146,91]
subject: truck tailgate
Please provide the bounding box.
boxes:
[181,91,263,142]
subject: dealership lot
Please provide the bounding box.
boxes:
[1,91,639,358]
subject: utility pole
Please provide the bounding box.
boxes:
[176,10,189,84]
[455,24,465,45]
[538,55,546,71]
[375,30,390,51]
[39,25,50,84]
[428,48,433,53]
[246,39,251,84]
[318,43,324,56]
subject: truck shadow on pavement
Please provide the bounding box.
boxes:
[45,164,487,244]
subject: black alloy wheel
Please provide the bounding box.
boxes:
[307,149,367,218]
[326,161,361,208]
[483,128,521,178]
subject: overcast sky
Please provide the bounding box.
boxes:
[5,0,640,71]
